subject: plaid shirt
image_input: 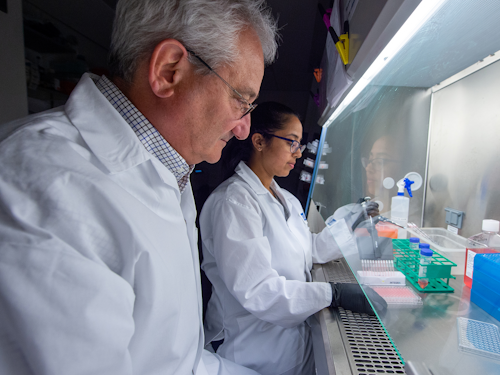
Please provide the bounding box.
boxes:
[95,75,194,193]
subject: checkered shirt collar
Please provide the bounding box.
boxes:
[95,75,194,193]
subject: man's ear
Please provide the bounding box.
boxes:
[149,39,189,98]
[252,133,266,151]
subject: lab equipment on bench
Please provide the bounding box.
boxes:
[464,219,500,288]
[384,172,422,238]
[357,259,406,286]
[470,253,500,321]
[405,227,468,276]
[393,239,456,293]
[332,199,393,260]
[417,244,433,289]
[371,285,422,306]
[457,317,500,361]
[409,237,420,250]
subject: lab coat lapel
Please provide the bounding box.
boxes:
[66,73,180,193]
[67,73,207,368]
[66,74,150,173]
[68,74,202,286]
[236,162,312,278]
[279,187,313,280]
[180,181,206,370]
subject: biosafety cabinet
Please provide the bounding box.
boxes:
[309,1,500,374]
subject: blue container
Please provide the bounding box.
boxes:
[474,268,500,294]
[471,254,500,321]
[474,253,500,277]
[471,278,500,321]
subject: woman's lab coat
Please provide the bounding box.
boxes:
[200,161,342,375]
[0,74,258,375]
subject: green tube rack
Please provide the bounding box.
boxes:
[392,239,456,293]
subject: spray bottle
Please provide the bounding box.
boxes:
[382,172,422,239]
[391,178,414,238]
[391,177,414,226]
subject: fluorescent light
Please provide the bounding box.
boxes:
[323,0,447,128]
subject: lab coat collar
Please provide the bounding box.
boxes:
[234,161,287,202]
[235,161,275,195]
[65,73,152,175]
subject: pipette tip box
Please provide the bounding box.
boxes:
[471,254,500,321]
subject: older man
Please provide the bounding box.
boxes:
[0,0,278,374]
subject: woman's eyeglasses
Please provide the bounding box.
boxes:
[268,134,306,153]
[361,157,397,171]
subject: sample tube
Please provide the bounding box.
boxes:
[409,237,420,251]
[418,243,433,289]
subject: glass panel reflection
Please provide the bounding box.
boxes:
[312,1,500,372]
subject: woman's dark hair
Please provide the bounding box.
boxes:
[222,101,300,179]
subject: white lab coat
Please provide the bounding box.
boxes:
[0,74,258,375]
[200,161,342,375]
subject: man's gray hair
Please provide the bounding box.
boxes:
[109,0,279,82]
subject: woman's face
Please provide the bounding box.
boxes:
[261,115,303,178]
[364,135,401,197]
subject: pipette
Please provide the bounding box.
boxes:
[377,215,405,228]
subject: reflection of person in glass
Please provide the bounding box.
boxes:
[362,135,402,213]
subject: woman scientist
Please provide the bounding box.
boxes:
[199,102,384,375]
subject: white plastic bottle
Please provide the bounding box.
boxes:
[391,192,409,227]
[391,178,412,238]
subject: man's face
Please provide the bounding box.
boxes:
[180,28,265,164]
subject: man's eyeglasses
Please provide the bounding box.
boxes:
[269,134,306,154]
[186,49,257,119]
[361,157,397,171]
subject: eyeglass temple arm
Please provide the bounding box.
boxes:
[186,49,245,101]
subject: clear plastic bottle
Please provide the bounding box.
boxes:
[418,243,433,289]
[464,219,500,288]
[409,237,420,251]
[391,178,413,238]
[391,193,409,228]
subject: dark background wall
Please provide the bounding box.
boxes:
[14,0,336,210]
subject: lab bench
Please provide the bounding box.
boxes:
[311,259,500,375]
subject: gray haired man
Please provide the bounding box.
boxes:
[0,1,278,374]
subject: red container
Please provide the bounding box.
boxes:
[464,219,500,288]
[464,248,499,288]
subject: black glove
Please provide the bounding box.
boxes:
[329,282,387,316]
[364,201,380,218]
[355,198,380,218]
[349,202,380,231]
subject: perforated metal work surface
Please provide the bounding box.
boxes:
[322,258,358,283]
[318,259,406,374]
[335,308,405,374]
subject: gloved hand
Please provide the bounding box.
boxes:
[363,201,380,218]
[356,198,380,218]
[331,201,380,232]
[329,282,387,316]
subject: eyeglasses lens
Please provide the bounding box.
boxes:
[362,158,385,171]
[291,143,306,153]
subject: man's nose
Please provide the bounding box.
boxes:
[232,113,251,140]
